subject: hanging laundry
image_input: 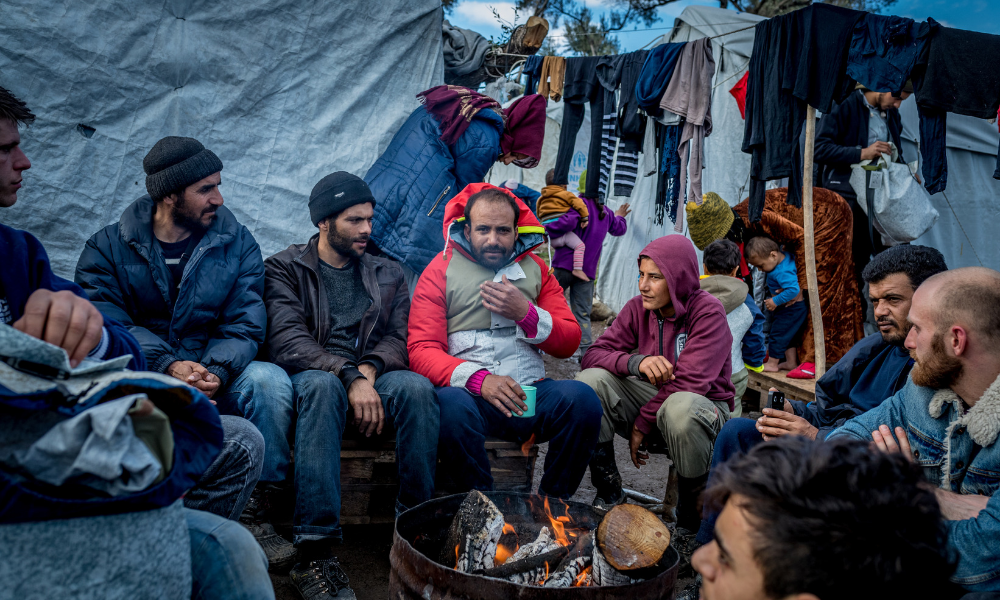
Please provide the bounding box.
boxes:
[613,50,650,197]
[635,43,686,117]
[729,71,748,120]
[553,56,604,200]
[523,55,544,95]
[743,4,864,220]
[846,15,936,95]
[538,56,566,101]
[912,24,1000,193]
[660,37,715,231]
[655,122,683,226]
[596,55,626,200]
[443,20,491,87]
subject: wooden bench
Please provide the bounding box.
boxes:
[747,369,817,409]
[340,437,538,525]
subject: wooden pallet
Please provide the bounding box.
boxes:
[747,369,817,409]
[340,437,539,525]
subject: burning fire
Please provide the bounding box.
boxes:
[520,434,536,457]
[572,565,592,587]
[543,496,575,547]
[494,522,518,565]
[454,544,460,568]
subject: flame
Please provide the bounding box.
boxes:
[542,496,573,547]
[521,434,536,457]
[572,565,592,587]
[494,522,519,565]
[454,544,460,569]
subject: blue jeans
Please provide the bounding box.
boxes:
[187,507,274,600]
[290,369,438,545]
[184,415,264,520]
[768,300,807,357]
[436,378,603,499]
[696,418,764,544]
[216,361,295,484]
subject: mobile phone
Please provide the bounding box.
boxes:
[768,390,785,412]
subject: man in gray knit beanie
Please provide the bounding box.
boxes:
[76,135,299,571]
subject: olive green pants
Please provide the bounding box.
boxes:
[575,368,730,478]
[731,367,749,419]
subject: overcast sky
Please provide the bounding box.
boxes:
[446,0,1000,54]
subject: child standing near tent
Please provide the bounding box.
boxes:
[745,235,807,373]
[539,169,590,281]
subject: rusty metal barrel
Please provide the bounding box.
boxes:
[389,492,679,600]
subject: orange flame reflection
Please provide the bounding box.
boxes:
[494,522,518,565]
[572,565,592,587]
[454,544,460,569]
[521,434,536,457]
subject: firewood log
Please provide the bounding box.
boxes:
[591,545,641,586]
[595,504,671,571]
[542,532,594,587]
[475,546,569,580]
[440,490,505,572]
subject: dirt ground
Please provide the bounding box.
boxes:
[271,320,687,599]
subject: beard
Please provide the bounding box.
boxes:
[327,223,368,260]
[173,192,216,233]
[910,331,963,389]
[473,242,513,271]
[878,315,911,346]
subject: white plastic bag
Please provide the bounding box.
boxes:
[849,152,939,244]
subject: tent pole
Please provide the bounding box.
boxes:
[803,104,826,378]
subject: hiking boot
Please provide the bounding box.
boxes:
[589,441,625,511]
[676,473,709,532]
[240,486,298,572]
[290,557,356,600]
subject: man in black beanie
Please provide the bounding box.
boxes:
[265,171,439,600]
[75,136,299,570]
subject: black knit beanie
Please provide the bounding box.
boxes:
[143,136,223,201]
[309,172,376,226]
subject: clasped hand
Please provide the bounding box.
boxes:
[479,275,529,321]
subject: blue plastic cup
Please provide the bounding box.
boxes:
[516,385,537,418]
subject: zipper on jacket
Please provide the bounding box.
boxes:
[427,185,451,216]
[658,318,664,357]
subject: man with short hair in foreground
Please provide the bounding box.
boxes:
[830,267,1000,592]
[693,436,956,600]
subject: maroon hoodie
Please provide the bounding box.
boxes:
[582,235,734,434]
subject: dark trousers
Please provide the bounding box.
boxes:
[767,300,807,357]
[553,94,604,199]
[696,418,764,544]
[554,267,594,355]
[436,378,603,498]
[845,191,886,324]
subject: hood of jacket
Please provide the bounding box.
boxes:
[638,235,703,324]
[540,185,579,203]
[118,195,239,257]
[700,275,749,313]
[443,182,546,270]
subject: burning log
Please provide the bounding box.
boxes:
[596,504,671,571]
[441,490,505,573]
[477,546,569,581]
[592,545,642,586]
[542,531,594,588]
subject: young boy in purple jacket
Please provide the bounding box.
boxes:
[576,235,734,535]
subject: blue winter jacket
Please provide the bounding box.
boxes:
[365,105,504,274]
[829,376,1000,591]
[74,196,266,388]
[0,224,142,370]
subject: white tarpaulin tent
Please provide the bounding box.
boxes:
[0,0,443,276]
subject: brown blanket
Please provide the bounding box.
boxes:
[733,188,863,366]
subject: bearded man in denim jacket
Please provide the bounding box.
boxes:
[829,267,1000,592]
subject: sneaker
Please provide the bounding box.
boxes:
[240,487,298,572]
[290,558,356,599]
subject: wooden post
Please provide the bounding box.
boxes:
[802,105,826,378]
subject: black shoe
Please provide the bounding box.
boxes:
[589,441,626,511]
[676,473,709,532]
[240,486,298,572]
[290,557,356,600]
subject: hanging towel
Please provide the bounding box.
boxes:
[730,71,748,120]
[443,20,491,84]
[523,55,544,95]
[596,55,626,200]
[538,56,566,102]
[660,38,716,230]
[614,50,651,197]
[635,43,686,116]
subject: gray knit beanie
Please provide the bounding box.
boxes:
[309,172,376,226]
[143,136,223,201]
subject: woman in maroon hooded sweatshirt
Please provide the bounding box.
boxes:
[576,235,734,531]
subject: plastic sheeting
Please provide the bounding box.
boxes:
[0,0,444,276]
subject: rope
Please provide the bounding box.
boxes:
[708,23,757,40]
[940,190,986,267]
[712,60,750,90]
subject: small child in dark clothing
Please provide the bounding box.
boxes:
[745,236,807,372]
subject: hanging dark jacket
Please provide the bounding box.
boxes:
[263,236,410,381]
[815,91,904,200]
[75,195,266,387]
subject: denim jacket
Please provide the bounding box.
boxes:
[829,374,1000,590]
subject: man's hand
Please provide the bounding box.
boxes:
[629,426,649,469]
[860,140,892,162]
[13,289,104,368]
[615,203,631,219]
[870,424,914,461]
[638,356,675,386]
[348,376,385,437]
[935,488,990,521]
[757,406,819,441]
[764,298,777,312]
[359,362,378,386]
[479,275,530,321]
[480,374,527,417]
[167,361,220,401]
